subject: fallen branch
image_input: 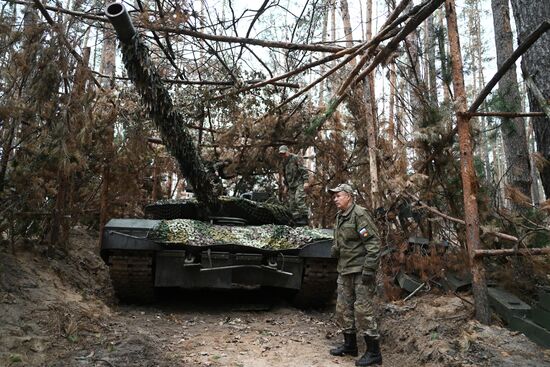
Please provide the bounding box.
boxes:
[405,193,520,243]
[474,248,550,257]
[215,0,414,103]
[305,0,445,134]
[211,43,365,101]
[468,20,550,113]
[91,70,299,88]
[403,281,427,302]
[12,0,345,53]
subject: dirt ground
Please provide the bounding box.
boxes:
[1,227,550,367]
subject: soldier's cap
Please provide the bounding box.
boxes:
[278,145,289,154]
[329,183,354,194]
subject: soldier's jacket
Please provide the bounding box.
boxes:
[282,153,309,188]
[331,203,380,276]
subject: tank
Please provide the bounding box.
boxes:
[100,196,337,307]
[100,3,337,307]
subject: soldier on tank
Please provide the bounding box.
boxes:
[328,183,382,366]
[205,159,236,197]
[278,145,310,225]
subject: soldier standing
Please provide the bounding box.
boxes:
[328,183,382,366]
[278,145,310,224]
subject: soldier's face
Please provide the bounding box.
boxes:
[333,191,352,211]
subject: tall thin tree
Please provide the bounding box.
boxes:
[491,0,532,206]
[509,0,550,200]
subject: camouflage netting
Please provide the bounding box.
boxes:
[119,33,219,211]
[149,219,332,250]
[145,196,294,225]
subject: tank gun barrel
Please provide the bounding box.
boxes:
[104,2,220,212]
[104,2,136,44]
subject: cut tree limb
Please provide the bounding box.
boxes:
[474,248,550,257]
[411,197,520,243]
[468,20,550,113]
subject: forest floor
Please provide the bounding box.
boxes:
[1,227,549,367]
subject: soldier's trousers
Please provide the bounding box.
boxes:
[335,272,379,338]
[288,185,307,218]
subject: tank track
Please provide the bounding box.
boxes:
[108,253,155,304]
[292,258,338,308]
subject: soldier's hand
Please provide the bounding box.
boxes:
[361,272,375,285]
[304,182,310,192]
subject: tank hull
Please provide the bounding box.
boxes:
[101,219,337,306]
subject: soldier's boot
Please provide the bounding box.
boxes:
[355,335,382,366]
[329,332,358,357]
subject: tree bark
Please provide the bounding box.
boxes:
[528,123,542,204]
[339,0,356,67]
[445,0,490,324]
[466,0,491,184]
[509,0,550,199]
[99,28,116,246]
[425,15,438,103]
[491,0,532,205]
[437,9,451,108]
[0,122,15,193]
[388,61,397,146]
[318,0,330,107]
[362,0,379,208]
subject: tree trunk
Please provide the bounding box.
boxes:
[318,0,330,107]
[364,81,380,209]
[339,0,356,66]
[340,0,379,208]
[0,122,15,193]
[491,0,532,207]
[99,28,116,246]
[330,0,336,53]
[437,9,451,108]
[425,15,438,103]
[152,159,160,202]
[388,61,397,146]
[466,0,491,184]
[363,0,379,208]
[509,0,550,199]
[445,0,490,324]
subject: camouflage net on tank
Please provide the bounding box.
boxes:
[149,219,332,250]
[120,34,219,211]
[145,196,294,225]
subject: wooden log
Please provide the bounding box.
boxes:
[474,248,550,257]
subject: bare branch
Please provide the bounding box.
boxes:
[468,20,550,113]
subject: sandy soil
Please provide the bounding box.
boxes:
[1,227,549,367]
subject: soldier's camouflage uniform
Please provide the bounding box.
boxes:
[331,203,381,338]
[282,153,309,219]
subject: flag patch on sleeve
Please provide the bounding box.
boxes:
[358,227,369,238]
